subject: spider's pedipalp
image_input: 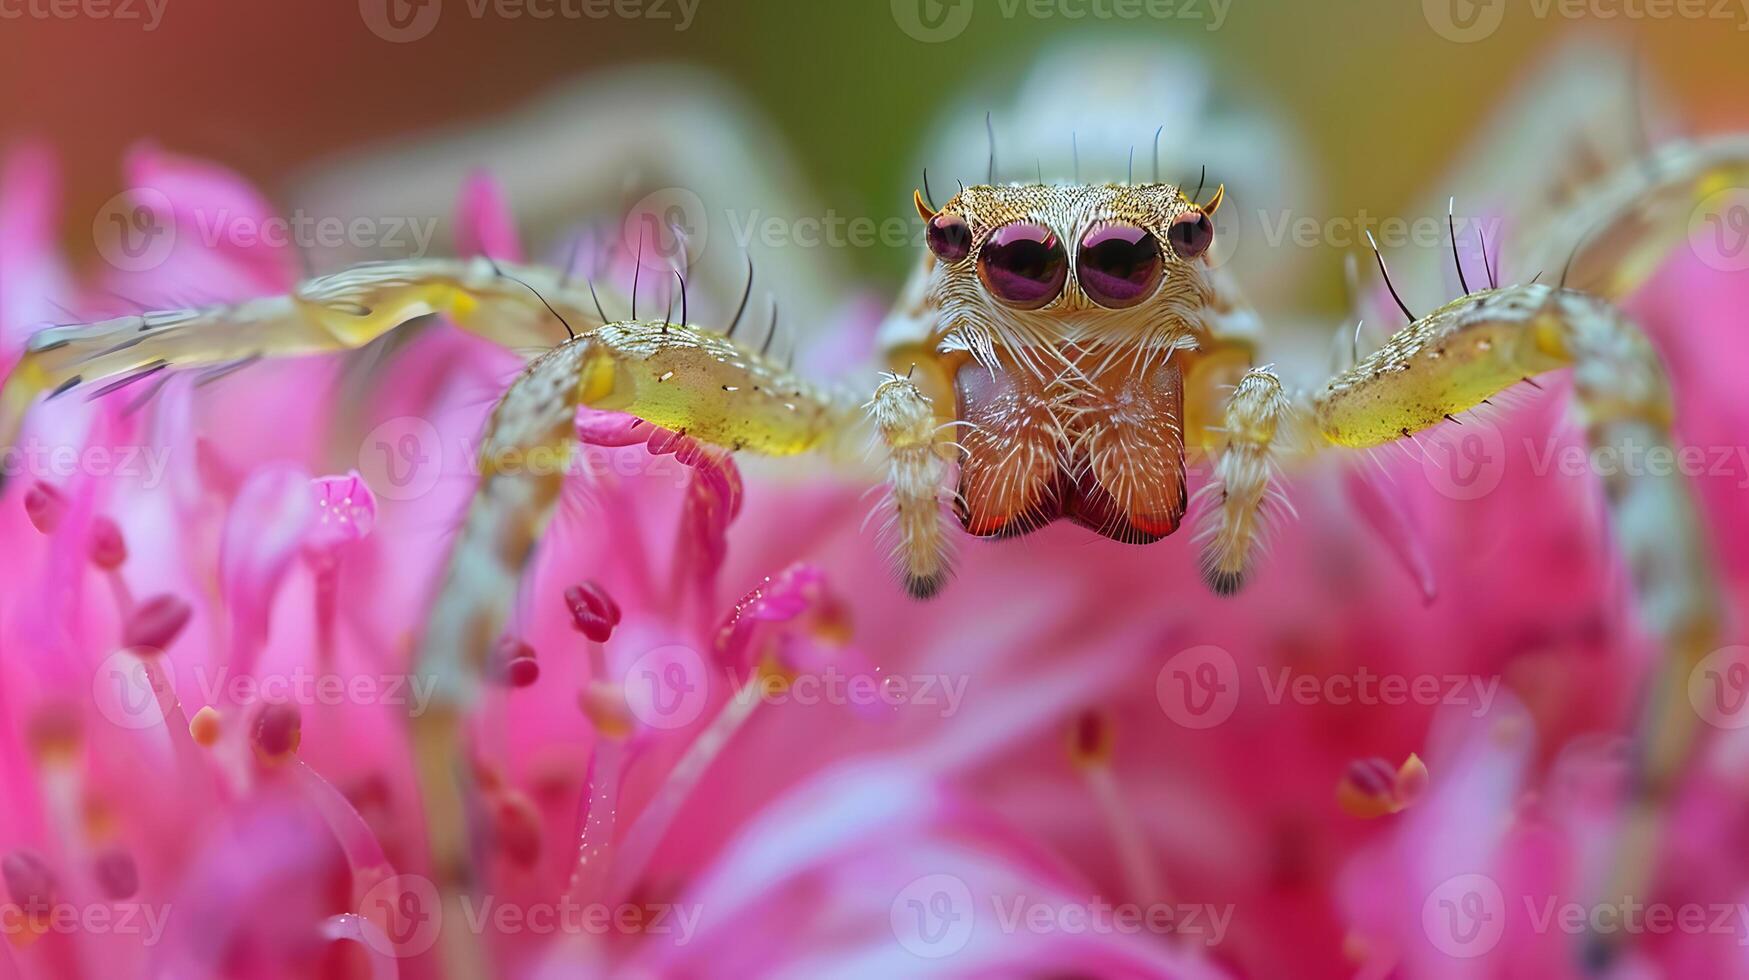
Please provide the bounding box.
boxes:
[868,373,955,598]
[1195,366,1291,595]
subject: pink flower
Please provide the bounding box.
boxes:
[0,123,1745,980]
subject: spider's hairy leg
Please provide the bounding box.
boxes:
[1314,285,1721,926]
[1194,367,1291,595]
[0,258,608,447]
[420,319,846,702]
[410,318,848,890]
[1314,284,1719,656]
[867,372,955,599]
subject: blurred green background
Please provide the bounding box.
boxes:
[2,0,1745,300]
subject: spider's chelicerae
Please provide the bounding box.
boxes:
[4,131,1743,912]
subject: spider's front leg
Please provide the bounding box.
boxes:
[0,258,611,450]
[1312,283,1720,675]
[410,316,854,897]
[1312,284,1722,932]
[418,319,849,702]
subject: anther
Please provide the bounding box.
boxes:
[250,702,303,764]
[24,482,66,534]
[89,516,128,570]
[565,582,622,643]
[1067,708,1114,769]
[123,595,193,655]
[93,849,139,900]
[189,705,222,747]
[491,637,541,688]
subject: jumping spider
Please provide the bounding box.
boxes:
[5,130,1742,913]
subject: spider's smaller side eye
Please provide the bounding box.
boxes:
[927,213,972,263]
[1167,210,1214,260]
[977,221,1067,310]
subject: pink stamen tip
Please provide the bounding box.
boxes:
[250,702,303,761]
[89,516,128,570]
[491,793,543,868]
[1338,756,1413,819]
[1,851,57,918]
[25,704,81,760]
[123,595,193,654]
[23,482,66,535]
[491,638,541,688]
[564,581,621,643]
[93,849,139,900]
[1345,757,1396,797]
[1068,708,1113,766]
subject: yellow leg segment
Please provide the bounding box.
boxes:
[1315,284,1722,964]
[0,257,618,448]
[409,318,848,933]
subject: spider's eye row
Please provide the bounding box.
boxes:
[1167,209,1215,260]
[926,213,972,263]
[1077,223,1164,309]
[977,221,1067,310]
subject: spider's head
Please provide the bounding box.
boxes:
[910,181,1226,547]
[914,181,1221,358]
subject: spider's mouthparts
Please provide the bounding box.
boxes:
[952,354,1187,545]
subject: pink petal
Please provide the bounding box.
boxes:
[0,142,72,351]
[1345,464,1438,605]
[454,169,523,262]
[218,465,315,671]
[120,143,297,294]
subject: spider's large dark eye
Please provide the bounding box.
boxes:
[977,221,1067,309]
[1166,209,1214,259]
[927,213,972,262]
[1076,223,1163,309]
